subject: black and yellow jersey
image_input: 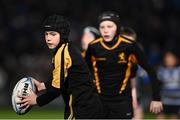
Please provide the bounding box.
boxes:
[85,36,161,101]
[36,42,104,119]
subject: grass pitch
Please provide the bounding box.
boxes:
[0,107,157,119]
[0,107,64,119]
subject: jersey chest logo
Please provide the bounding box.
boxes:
[118,52,127,63]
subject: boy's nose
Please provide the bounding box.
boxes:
[47,38,50,41]
[104,28,108,33]
[104,30,108,33]
[46,38,51,42]
[46,36,51,41]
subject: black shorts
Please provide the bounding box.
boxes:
[64,93,107,119]
[163,104,180,115]
[100,97,133,119]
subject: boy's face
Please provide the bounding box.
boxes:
[45,31,60,49]
[99,21,117,42]
[164,52,178,68]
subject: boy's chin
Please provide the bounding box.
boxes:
[48,46,56,49]
[49,47,54,49]
[103,38,113,42]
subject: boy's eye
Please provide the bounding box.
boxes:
[100,26,104,29]
[45,32,58,36]
[51,33,57,36]
[49,32,58,36]
[107,25,113,28]
[45,32,48,36]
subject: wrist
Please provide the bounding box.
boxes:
[38,83,46,91]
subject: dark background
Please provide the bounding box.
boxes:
[0,0,180,109]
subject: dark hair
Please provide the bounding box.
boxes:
[42,14,70,43]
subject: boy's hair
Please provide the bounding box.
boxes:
[42,14,70,43]
[120,27,137,41]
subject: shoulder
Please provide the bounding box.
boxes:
[158,66,166,72]
[119,36,144,51]
[67,42,83,58]
[119,36,134,44]
[68,42,88,66]
[89,37,102,45]
[55,44,67,57]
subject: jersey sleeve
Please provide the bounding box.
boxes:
[132,42,161,101]
[85,45,94,73]
[36,87,60,106]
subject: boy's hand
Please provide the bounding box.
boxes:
[150,101,163,114]
[32,78,46,92]
[17,89,37,108]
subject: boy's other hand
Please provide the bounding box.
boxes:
[150,101,163,114]
[32,78,46,92]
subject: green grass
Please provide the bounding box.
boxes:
[0,107,157,119]
[0,107,64,119]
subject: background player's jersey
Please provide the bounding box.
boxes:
[157,65,180,105]
[85,36,161,101]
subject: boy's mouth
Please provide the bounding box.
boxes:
[104,35,110,39]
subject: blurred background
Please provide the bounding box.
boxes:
[0,0,180,119]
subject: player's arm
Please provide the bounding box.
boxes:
[36,86,61,106]
[18,85,61,108]
[85,45,95,79]
[85,45,97,85]
[84,45,93,71]
[18,67,62,107]
[17,78,61,107]
[131,78,138,109]
[36,65,62,106]
[132,42,163,113]
[132,42,161,100]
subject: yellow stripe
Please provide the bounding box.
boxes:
[119,57,132,94]
[64,44,72,78]
[129,54,138,64]
[100,36,122,50]
[120,36,133,44]
[68,95,73,120]
[52,44,66,88]
[90,38,102,45]
[81,51,86,58]
[91,56,101,93]
[52,43,72,88]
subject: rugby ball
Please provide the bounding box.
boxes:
[12,77,36,115]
